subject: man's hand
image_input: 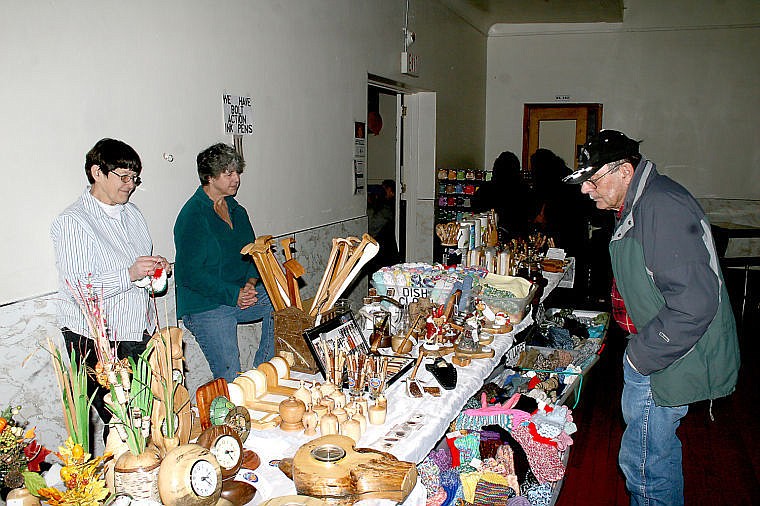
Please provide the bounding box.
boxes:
[129,256,171,282]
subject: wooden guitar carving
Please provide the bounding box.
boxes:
[280,434,417,505]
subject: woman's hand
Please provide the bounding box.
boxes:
[129,255,171,282]
[237,279,259,309]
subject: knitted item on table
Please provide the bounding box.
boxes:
[417,457,442,497]
[457,410,513,432]
[445,436,462,468]
[526,389,549,403]
[553,350,575,367]
[506,496,532,506]
[547,326,573,349]
[439,468,463,506]
[482,424,531,483]
[480,457,507,477]
[524,482,554,506]
[426,486,447,506]
[479,430,502,459]
[472,478,517,506]
[459,471,482,503]
[512,395,539,414]
[454,432,481,472]
[495,444,516,476]
[462,395,482,411]
[510,424,565,484]
[431,446,453,472]
[528,422,558,447]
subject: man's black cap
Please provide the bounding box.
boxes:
[563,130,641,184]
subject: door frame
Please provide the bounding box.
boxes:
[368,75,437,263]
[522,103,602,171]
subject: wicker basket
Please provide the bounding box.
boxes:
[273,306,318,374]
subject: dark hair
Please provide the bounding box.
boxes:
[531,148,570,193]
[197,143,245,185]
[85,138,142,184]
[491,151,521,184]
[381,179,396,193]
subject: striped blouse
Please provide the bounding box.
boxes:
[51,189,156,342]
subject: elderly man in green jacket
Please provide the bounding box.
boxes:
[564,130,740,506]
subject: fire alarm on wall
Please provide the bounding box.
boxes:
[401,51,419,76]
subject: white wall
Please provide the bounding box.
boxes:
[485,0,760,199]
[0,0,486,304]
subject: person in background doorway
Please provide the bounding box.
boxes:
[174,143,274,382]
[471,151,534,241]
[564,129,740,506]
[367,179,400,272]
[51,138,171,443]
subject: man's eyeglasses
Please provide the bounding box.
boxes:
[109,171,142,186]
[584,161,622,189]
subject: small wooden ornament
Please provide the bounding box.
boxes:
[330,390,346,409]
[310,384,323,406]
[320,381,337,397]
[319,408,339,435]
[368,403,386,425]
[279,397,306,432]
[294,380,312,408]
[341,417,362,444]
[303,409,319,436]
[312,403,327,421]
[332,406,348,424]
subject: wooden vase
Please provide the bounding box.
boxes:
[6,488,41,506]
[114,448,161,502]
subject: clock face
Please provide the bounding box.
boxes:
[212,434,242,469]
[190,459,219,497]
[197,425,244,479]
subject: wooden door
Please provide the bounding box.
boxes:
[522,104,602,171]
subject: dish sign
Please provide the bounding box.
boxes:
[223,94,253,135]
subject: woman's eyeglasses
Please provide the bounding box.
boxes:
[109,171,142,186]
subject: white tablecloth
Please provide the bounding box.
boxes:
[241,315,534,505]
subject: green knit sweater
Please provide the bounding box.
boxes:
[174,186,259,318]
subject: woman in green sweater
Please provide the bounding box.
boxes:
[174,143,274,381]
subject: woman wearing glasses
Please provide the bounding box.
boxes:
[51,138,171,444]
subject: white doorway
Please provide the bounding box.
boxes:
[366,78,437,264]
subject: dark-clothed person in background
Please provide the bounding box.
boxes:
[174,143,274,382]
[472,151,534,241]
[564,130,740,506]
[367,179,400,271]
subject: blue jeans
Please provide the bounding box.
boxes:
[620,350,688,506]
[183,289,275,382]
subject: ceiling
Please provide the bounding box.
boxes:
[439,0,625,34]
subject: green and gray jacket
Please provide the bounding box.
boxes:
[610,159,740,406]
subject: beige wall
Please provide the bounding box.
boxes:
[485,0,760,199]
[0,0,486,304]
